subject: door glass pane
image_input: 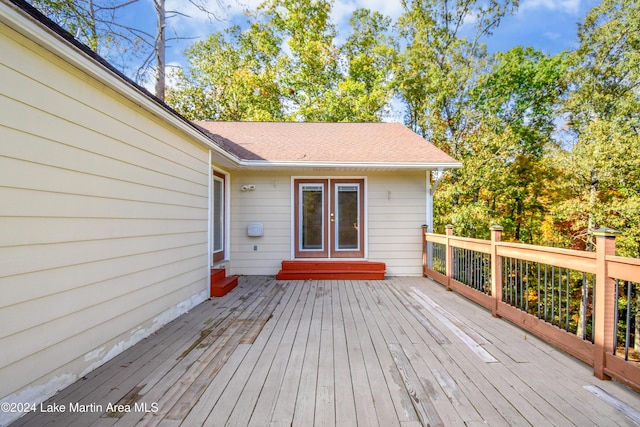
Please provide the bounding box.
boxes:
[213,178,223,252]
[301,184,324,250]
[336,185,359,250]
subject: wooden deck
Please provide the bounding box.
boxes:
[12,276,640,426]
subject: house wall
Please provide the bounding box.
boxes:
[0,20,210,419]
[229,170,426,276]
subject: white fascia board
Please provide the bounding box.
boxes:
[0,2,241,166]
[237,160,463,170]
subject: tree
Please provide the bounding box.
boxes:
[394,0,518,214]
[29,0,228,100]
[470,47,568,242]
[325,9,398,121]
[166,26,283,120]
[559,0,639,349]
[561,0,640,255]
[167,1,397,122]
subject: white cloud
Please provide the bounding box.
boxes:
[520,0,582,15]
[542,31,561,40]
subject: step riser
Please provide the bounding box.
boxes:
[276,272,385,280]
[276,260,386,280]
[210,268,238,297]
[280,261,386,271]
[210,277,238,297]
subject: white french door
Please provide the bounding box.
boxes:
[294,179,364,258]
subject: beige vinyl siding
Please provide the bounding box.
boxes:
[230,171,292,275]
[368,171,426,276]
[0,22,210,408]
[229,170,426,276]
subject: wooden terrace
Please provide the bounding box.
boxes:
[13,276,640,426]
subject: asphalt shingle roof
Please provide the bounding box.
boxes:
[194,121,460,165]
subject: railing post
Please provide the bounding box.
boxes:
[421,225,429,275]
[490,225,503,318]
[593,227,618,380]
[445,225,454,291]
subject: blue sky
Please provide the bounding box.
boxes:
[118,0,601,122]
[120,0,601,69]
[115,0,601,121]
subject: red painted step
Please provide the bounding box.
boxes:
[279,260,386,271]
[210,268,238,297]
[276,261,386,280]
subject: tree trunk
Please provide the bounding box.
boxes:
[451,169,459,207]
[154,0,166,101]
[88,0,98,51]
[576,273,590,340]
[586,167,598,251]
[577,168,599,339]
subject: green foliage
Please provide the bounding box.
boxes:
[557,0,640,256]
[167,0,397,122]
[166,27,284,121]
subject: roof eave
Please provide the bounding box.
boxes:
[236,160,463,170]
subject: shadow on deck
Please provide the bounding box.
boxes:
[12,276,640,426]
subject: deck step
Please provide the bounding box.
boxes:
[210,268,238,297]
[276,260,386,280]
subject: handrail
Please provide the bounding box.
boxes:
[495,242,597,273]
[607,255,640,282]
[422,225,640,393]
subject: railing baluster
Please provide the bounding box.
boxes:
[614,279,620,355]
[584,273,588,341]
[551,266,556,325]
[510,257,514,304]
[547,265,550,322]
[519,259,524,310]
[502,257,506,301]
[625,280,632,361]
[525,261,529,313]
[591,273,595,344]
[475,251,479,290]
[565,269,569,331]
[537,263,541,319]
[556,267,559,326]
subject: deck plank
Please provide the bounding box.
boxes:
[345,280,405,427]
[247,281,312,426]
[361,280,466,426]
[338,280,379,427]
[314,281,335,427]
[330,280,357,426]
[11,276,640,427]
[202,280,299,426]
[268,281,318,426]
[225,281,305,427]
[371,280,485,426]
[384,278,512,426]
[351,281,420,425]
[404,277,628,426]
[291,281,323,426]
[130,277,283,427]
